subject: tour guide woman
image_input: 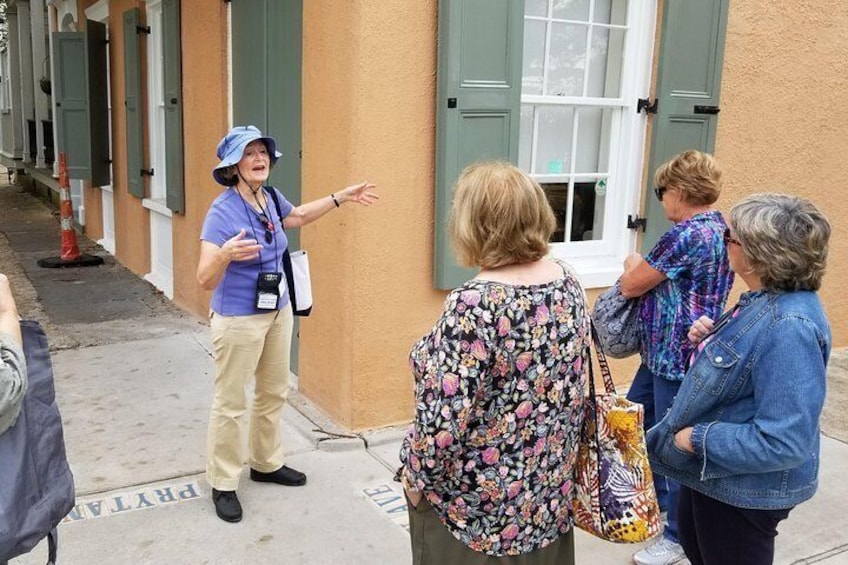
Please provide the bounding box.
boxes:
[197,126,378,523]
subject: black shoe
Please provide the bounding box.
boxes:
[250,465,307,486]
[212,489,242,523]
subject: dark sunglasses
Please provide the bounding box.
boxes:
[723,227,741,246]
[259,214,275,244]
[653,186,667,201]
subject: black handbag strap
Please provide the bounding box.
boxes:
[265,186,298,310]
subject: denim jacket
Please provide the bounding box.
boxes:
[646,289,831,510]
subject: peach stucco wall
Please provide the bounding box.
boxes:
[300,1,445,429]
[716,1,848,345]
[88,0,845,431]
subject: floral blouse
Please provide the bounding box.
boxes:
[399,261,590,556]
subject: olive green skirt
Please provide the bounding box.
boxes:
[407,496,575,565]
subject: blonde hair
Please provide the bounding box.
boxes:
[730,193,830,291]
[449,162,556,269]
[654,150,722,205]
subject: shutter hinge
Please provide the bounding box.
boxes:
[136,25,151,35]
[637,98,658,114]
[627,215,647,232]
[141,168,154,177]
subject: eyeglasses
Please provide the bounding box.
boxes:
[259,214,275,244]
[723,227,741,246]
[653,186,667,201]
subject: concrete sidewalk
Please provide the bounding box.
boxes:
[2,180,848,564]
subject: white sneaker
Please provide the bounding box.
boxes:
[632,537,688,565]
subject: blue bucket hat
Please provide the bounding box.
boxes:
[212,125,282,186]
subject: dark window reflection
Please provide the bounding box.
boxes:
[542,181,601,242]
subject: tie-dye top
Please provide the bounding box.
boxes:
[399,260,590,556]
[640,210,734,381]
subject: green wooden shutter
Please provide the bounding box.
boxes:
[642,0,730,250]
[51,22,109,185]
[163,0,185,213]
[434,0,525,289]
[123,8,145,199]
[232,0,304,370]
[266,0,302,226]
[231,1,269,129]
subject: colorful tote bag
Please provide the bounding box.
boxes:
[572,325,662,543]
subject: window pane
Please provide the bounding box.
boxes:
[542,183,568,242]
[575,107,601,173]
[571,181,604,241]
[543,180,604,243]
[523,19,547,95]
[586,27,625,98]
[594,0,612,24]
[519,105,534,171]
[546,23,587,96]
[552,0,590,21]
[574,107,612,174]
[526,0,549,18]
[595,0,628,25]
[534,106,574,175]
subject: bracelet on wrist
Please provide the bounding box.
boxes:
[331,193,340,208]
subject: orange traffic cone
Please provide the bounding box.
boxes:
[57,153,80,261]
[38,153,104,268]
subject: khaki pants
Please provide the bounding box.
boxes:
[407,495,575,565]
[206,307,293,491]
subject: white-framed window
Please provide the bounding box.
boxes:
[519,0,655,287]
[145,0,168,207]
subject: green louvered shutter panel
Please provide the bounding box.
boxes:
[642,0,730,250]
[434,0,525,289]
[52,21,109,184]
[123,8,145,198]
[232,0,268,130]
[163,0,185,213]
[232,0,304,370]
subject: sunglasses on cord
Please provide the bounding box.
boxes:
[259,214,275,244]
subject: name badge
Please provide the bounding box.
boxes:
[256,271,282,310]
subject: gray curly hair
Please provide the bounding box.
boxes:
[730,193,830,291]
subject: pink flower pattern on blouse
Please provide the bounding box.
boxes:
[399,261,590,556]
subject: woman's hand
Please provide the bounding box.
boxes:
[623,252,643,273]
[688,315,715,344]
[674,427,695,453]
[338,181,379,206]
[0,274,15,315]
[196,232,262,291]
[400,467,423,509]
[0,273,22,346]
[222,229,262,262]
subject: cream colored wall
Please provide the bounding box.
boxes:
[171,0,228,316]
[301,1,444,429]
[717,1,848,346]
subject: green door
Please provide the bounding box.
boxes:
[434,0,525,289]
[642,0,730,250]
[232,0,303,368]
